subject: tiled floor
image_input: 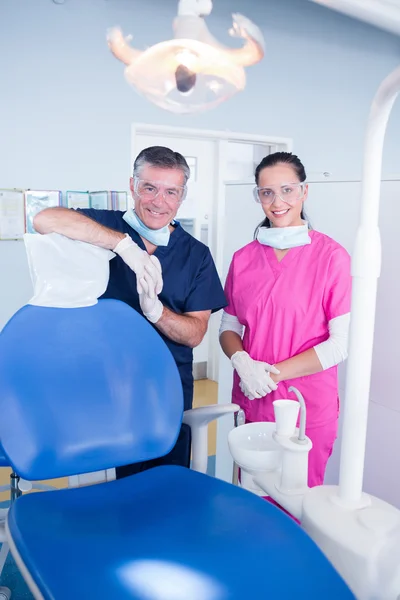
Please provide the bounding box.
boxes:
[192,378,218,456]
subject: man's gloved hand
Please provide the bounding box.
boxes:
[231,351,280,400]
[138,255,164,324]
[113,234,162,295]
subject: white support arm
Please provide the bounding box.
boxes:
[253,472,305,522]
[183,404,240,474]
[338,64,400,507]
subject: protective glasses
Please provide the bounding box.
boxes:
[134,177,187,205]
[253,182,306,206]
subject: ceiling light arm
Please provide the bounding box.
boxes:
[177,0,213,18]
[107,28,142,66]
[173,11,265,67]
[224,13,265,67]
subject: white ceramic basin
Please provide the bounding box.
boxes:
[228,421,281,472]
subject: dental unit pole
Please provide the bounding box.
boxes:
[337,65,400,508]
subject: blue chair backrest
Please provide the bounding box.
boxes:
[0,443,10,469]
[0,299,183,481]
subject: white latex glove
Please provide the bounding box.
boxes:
[113,234,162,295]
[231,350,280,400]
[138,255,164,324]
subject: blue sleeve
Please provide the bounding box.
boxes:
[75,208,124,231]
[183,248,227,314]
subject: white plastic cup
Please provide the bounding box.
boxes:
[273,399,300,437]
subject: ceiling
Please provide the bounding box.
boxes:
[309,0,400,35]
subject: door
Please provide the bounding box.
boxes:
[133,132,219,380]
[215,180,263,481]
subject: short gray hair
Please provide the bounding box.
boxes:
[133,146,190,185]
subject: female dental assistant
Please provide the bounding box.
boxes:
[219,152,352,487]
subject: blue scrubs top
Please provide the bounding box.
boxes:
[78,210,227,410]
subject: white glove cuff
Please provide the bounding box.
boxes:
[113,234,136,254]
[231,350,249,371]
[144,298,164,324]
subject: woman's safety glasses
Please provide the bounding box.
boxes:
[253,182,306,206]
[134,177,187,205]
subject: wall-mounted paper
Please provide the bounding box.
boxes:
[90,191,109,210]
[109,191,128,211]
[66,191,90,210]
[25,190,61,234]
[116,191,128,211]
[0,189,25,240]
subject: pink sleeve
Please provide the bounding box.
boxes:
[223,259,237,316]
[323,247,352,321]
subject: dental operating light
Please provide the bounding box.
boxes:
[106,0,265,114]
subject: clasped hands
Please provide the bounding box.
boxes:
[231,351,280,400]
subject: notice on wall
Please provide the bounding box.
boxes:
[25,190,61,234]
[0,189,25,240]
[90,191,109,210]
[66,190,90,210]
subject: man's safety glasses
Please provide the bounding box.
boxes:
[134,178,187,205]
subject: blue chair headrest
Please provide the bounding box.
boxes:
[0,300,183,480]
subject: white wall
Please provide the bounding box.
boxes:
[1,0,400,505]
[2,0,400,329]
[0,241,32,329]
[1,0,400,190]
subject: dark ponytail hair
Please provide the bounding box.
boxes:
[254,152,309,236]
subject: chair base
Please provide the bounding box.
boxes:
[0,541,8,574]
[0,471,55,599]
[0,540,11,599]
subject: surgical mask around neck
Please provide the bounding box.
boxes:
[257,221,311,250]
[123,209,170,246]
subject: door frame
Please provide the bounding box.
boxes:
[131,124,292,382]
[131,123,293,255]
[131,126,292,281]
[74,125,291,488]
[131,123,292,146]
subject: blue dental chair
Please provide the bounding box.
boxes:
[0,300,354,600]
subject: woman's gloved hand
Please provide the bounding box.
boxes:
[138,255,164,324]
[231,350,280,400]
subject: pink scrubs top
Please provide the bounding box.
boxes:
[224,230,352,429]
